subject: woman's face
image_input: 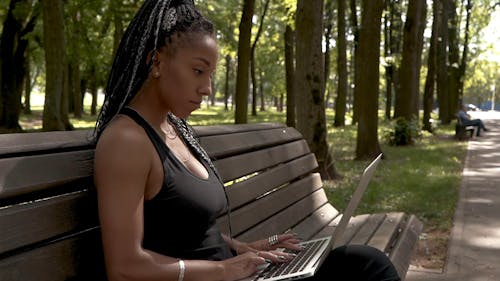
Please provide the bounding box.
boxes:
[156,34,218,118]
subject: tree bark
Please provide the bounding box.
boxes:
[235,0,255,124]
[285,25,296,128]
[437,0,450,124]
[355,0,384,160]
[394,0,427,120]
[349,0,360,124]
[42,0,68,130]
[224,54,232,111]
[334,0,348,127]
[423,0,439,132]
[296,0,340,180]
[0,0,37,132]
[447,0,460,118]
[458,0,472,105]
[250,0,270,116]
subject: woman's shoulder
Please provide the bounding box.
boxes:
[95,115,150,156]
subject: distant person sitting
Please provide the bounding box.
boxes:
[457,105,489,136]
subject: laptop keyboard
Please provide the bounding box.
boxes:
[257,239,327,280]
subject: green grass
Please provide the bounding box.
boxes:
[19,104,466,232]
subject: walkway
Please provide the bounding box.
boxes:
[407,111,500,281]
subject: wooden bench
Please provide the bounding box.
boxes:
[0,123,423,281]
[455,116,476,140]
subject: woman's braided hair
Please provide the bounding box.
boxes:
[94,0,214,140]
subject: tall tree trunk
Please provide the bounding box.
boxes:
[296,0,339,180]
[0,0,37,132]
[437,0,450,124]
[447,0,460,118]
[458,0,472,105]
[224,54,231,111]
[42,0,68,131]
[384,10,392,120]
[324,0,335,108]
[423,0,439,132]
[235,0,255,124]
[334,0,348,127]
[386,0,404,120]
[349,0,360,124]
[355,0,384,160]
[285,25,296,127]
[259,71,265,111]
[250,0,270,116]
[394,0,427,120]
[23,51,32,115]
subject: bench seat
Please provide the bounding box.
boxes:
[0,123,422,281]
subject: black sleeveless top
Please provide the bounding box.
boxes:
[120,108,234,261]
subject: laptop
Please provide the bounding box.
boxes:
[241,153,383,281]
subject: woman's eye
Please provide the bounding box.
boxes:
[194,69,203,75]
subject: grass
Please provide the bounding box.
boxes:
[19,104,466,233]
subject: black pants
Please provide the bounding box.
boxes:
[305,245,401,281]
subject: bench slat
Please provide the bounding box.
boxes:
[0,228,106,281]
[389,215,423,281]
[0,150,94,200]
[215,140,311,182]
[234,188,329,242]
[349,213,387,245]
[0,190,98,255]
[367,212,405,252]
[218,173,323,236]
[194,123,286,137]
[224,153,318,209]
[291,203,340,240]
[200,127,303,158]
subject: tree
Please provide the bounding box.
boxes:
[423,0,439,132]
[296,0,339,179]
[42,0,70,131]
[234,0,255,124]
[0,0,38,132]
[437,0,450,124]
[285,24,295,127]
[354,0,384,160]
[394,0,427,121]
[250,0,270,116]
[334,0,348,127]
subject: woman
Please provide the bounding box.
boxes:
[94,0,401,280]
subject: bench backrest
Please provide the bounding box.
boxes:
[0,123,335,281]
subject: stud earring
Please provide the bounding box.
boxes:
[153,71,160,78]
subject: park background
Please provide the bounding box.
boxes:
[1,0,500,273]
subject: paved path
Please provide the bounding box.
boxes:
[406,111,500,281]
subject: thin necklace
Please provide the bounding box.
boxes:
[161,121,177,140]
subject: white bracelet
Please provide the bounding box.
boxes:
[178,259,185,281]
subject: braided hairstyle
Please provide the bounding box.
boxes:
[94,0,215,140]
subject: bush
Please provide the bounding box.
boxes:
[384,117,421,146]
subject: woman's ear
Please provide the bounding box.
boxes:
[147,50,161,78]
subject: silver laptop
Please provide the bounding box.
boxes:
[242,153,383,281]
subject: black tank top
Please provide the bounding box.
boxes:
[120,107,233,261]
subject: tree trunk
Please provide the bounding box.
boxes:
[355,0,384,160]
[42,0,68,131]
[334,0,348,127]
[385,0,404,120]
[285,25,296,128]
[0,0,37,132]
[224,55,231,111]
[447,0,460,118]
[394,0,427,120]
[23,52,32,115]
[437,0,450,124]
[458,0,472,104]
[235,0,255,124]
[296,0,340,180]
[250,0,270,117]
[423,0,439,132]
[349,0,360,124]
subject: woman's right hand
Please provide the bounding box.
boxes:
[220,251,268,281]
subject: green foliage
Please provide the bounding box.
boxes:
[383,117,421,146]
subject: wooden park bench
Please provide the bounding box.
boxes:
[0,123,423,281]
[455,115,476,140]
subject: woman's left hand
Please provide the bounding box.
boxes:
[232,233,303,264]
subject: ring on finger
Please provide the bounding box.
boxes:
[256,251,261,257]
[268,234,279,247]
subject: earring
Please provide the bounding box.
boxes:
[153,71,160,78]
